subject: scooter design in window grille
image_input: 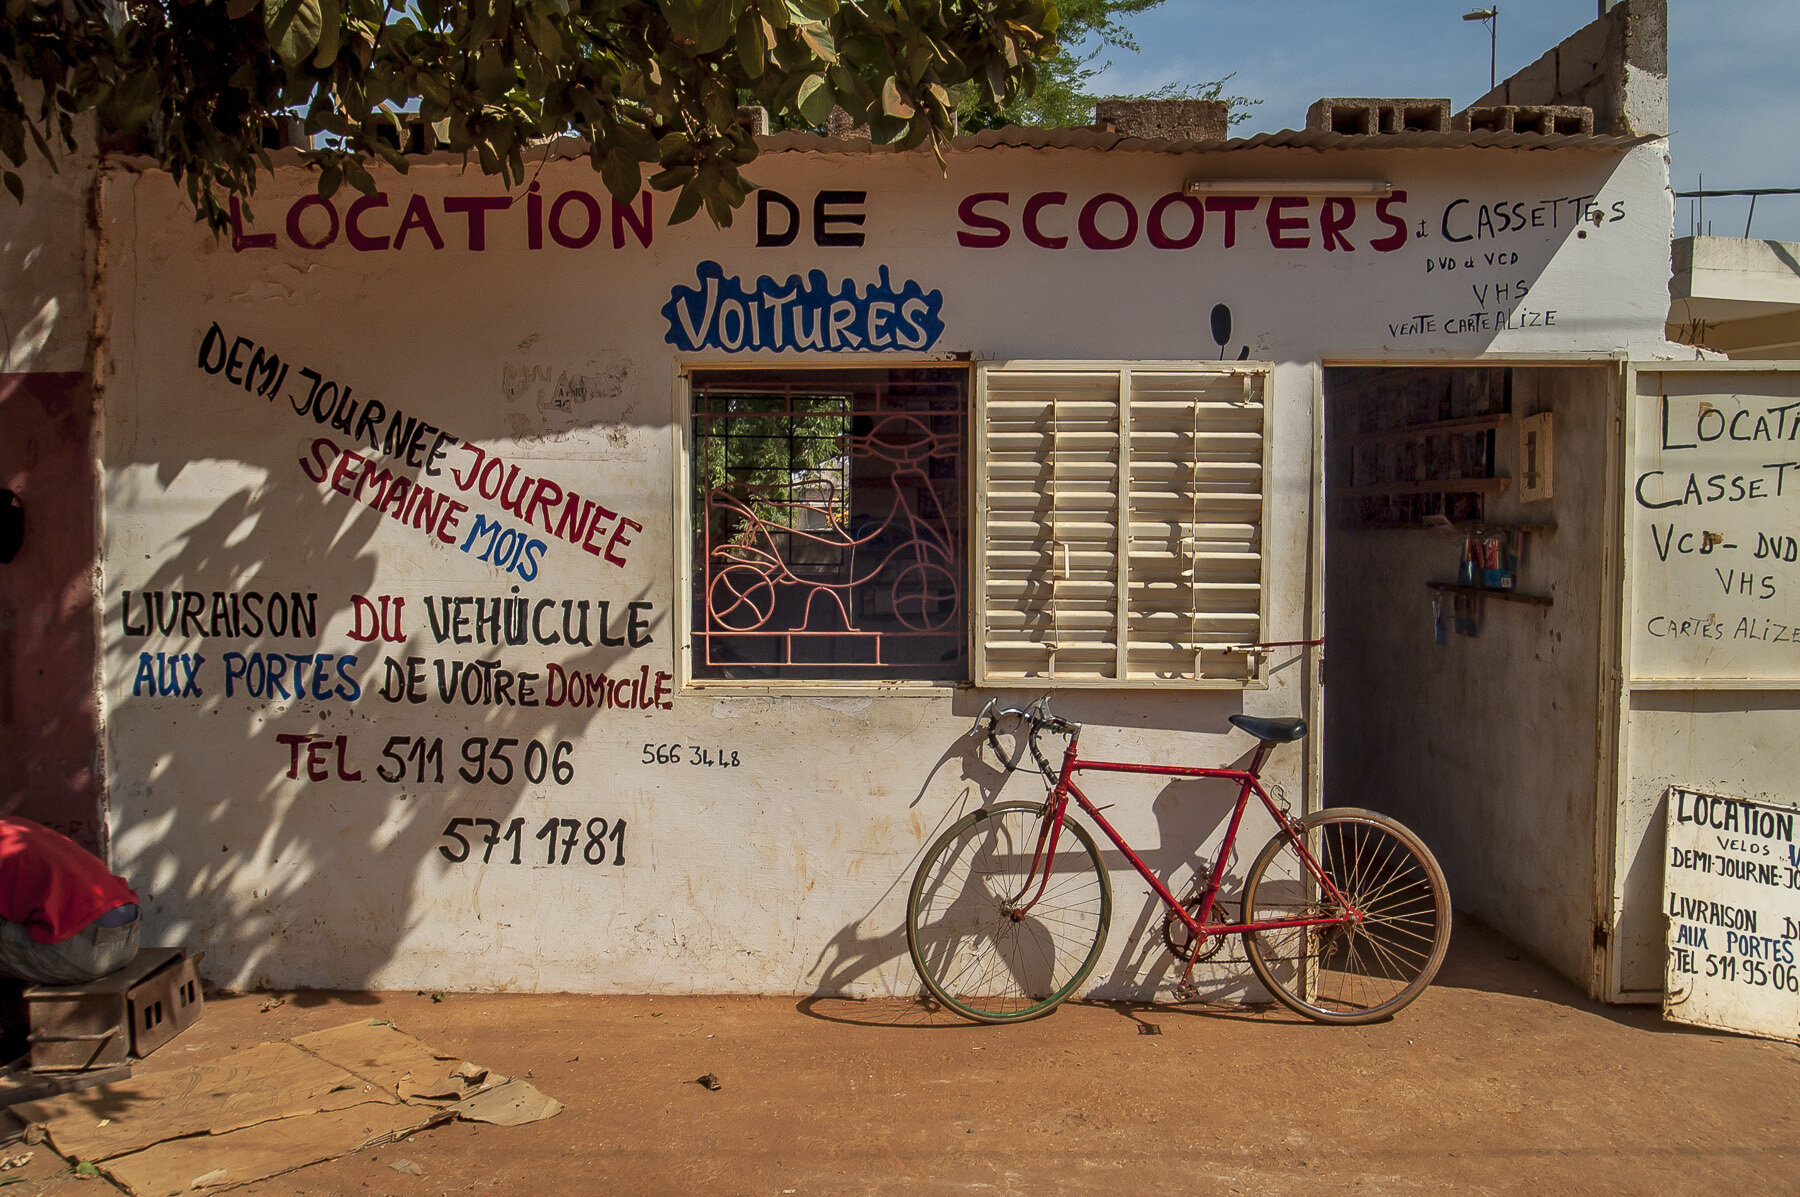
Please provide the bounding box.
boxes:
[703,413,961,658]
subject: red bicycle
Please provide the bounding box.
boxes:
[906,700,1451,1024]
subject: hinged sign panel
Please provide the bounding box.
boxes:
[1663,786,1800,1042]
[1629,366,1800,683]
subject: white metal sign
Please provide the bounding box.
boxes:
[1629,368,1800,683]
[1663,786,1800,1041]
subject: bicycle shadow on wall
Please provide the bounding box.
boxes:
[966,705,1284,1013]
[1088,770,1266,1006]
[797,716,1041,1027]
[798,704,1278,1028]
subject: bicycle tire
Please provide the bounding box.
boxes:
[907,801,1112,1023]
[1240,808,1451,1024]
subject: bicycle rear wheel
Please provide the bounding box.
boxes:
[1241,809,1450,1024]
[907,802,1112,1023]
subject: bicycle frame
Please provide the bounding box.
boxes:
[1006,731,1363,988]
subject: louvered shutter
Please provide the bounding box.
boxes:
[974,364,1271,688]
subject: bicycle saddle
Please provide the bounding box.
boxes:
[1228,714,1307,743]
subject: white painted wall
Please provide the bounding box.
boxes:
[98,138,1675,993]
[1615,698,1800,998]
[2,129,94,374]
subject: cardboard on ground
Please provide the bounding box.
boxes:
[6,1020,561,1194]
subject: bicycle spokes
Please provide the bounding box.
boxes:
[1241,813,1451,1024]
[906,804,1112,1023]
[912,700,1448,1026]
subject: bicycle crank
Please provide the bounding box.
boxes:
[1161,899,1234,963]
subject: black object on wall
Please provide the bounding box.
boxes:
[0,489,22,564]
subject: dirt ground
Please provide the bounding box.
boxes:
[2,916,1796,1196]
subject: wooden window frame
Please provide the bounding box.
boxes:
[676,362,970,694]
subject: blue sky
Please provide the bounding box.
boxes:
[1085,1,1800,242]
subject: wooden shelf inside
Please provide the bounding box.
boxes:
[1426,581,1553,607]
[1332,477,1512,500]
[1343,412,1512,446]
[1451,521,1553,535]
[1392,519,1558,535]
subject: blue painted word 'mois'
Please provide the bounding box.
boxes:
[662,260,944,353]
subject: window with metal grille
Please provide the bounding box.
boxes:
[689,367,967,682]
[974,363,1271,687]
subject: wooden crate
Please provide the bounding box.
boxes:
[24,947,205,1072]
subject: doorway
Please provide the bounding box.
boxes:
[1320,363,1617,991]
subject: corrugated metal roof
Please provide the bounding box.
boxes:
[233,123,1650,175]
[755,125,1654,155]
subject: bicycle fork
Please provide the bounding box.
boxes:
[1000,732,1084,921]
[1000,790,1074,921]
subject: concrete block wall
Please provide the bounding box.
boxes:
[1305,99,1451,136]
[1094,99,1229,141]
[1454,105,1595,136]
[1466,0,1666,137]
[825,106,872,141]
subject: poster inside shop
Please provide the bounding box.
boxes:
[1663,786,1800,1042]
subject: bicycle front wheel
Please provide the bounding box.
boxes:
[1241,809,1450,1024]
[907,802,1112,1023]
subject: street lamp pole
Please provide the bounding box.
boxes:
[1463,8,1498,92]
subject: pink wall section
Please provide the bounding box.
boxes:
[0,372,102,851]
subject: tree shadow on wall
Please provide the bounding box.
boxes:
[0,373,106,846]
[105,367,666,994]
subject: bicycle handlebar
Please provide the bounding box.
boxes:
[969,697,1080,778]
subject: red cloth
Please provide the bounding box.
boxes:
[0,818,138,944]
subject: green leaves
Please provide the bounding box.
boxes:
[795,73,833,125]
[598,147,643,201]
[662,0,739,54]
[475,48,513,97]
[735,13,767,80]
[880,76,913,119]
[796,21,836,63]
[264,0,327,66]
[0,115,24,167]
[97,72,161,135]
[311,0,344,67]
[3,0,1063,233]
